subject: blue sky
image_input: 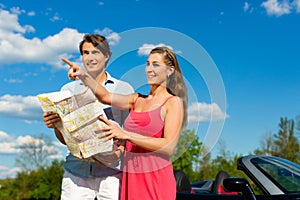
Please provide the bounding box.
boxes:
[0,0,300,179]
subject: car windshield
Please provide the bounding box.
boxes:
[251,157,300,193]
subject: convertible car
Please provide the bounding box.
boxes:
[176,155,300,200]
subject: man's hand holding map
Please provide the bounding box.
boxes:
[37,88,114,163]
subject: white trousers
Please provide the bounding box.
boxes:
[61,170,121,200]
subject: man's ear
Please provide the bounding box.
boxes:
[105,52,112,61]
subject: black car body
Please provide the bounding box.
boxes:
[176,155,300,200]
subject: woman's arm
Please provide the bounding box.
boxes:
[99,97,184,157]
[61,57,136,110]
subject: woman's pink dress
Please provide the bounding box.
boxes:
[121,97,176,200]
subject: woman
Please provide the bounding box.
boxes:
[63,46,187,200]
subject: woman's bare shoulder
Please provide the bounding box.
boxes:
[166,96,183,108]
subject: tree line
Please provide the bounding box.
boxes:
[0,116,299,199]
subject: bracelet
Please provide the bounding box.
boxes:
[114,149,124,162]
[115,148,124,155]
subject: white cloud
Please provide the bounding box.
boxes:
[0,94,42,121]
[0,166,21,179]
[137,43,173,56]
[244,0,300,16]
[0,165,8,170]
[95,27,121,46]
[0,9,123,71]
[0,130,11,140]
[0,130,18,153]
[0,9,84,70]
[0,134,39,154]
[10,7,25,15]
[244,2,250,11]
[188,102,229,123]
[0,142,19,153]
[243,2,255,13]
[50,12,62,22]
[16,135,44,146]
[107,32,121,46]
[294,0,300,12]
[0,134,38,154]
[0,133,63,157]
[261,0,292,16]
[0,9,33,34]
[27,11,35,16]
[3,78,23,83]
[0,132,64,178]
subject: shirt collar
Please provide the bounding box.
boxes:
[104,72,114,85]
[79,72,114,86]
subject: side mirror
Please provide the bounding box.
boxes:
[223,178,256,200]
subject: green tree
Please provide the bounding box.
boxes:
[28,160,64,199]
[0,160,64,200]
[198,147,211,181]
[296,115,300,134]
[273,117,300,163]
[254,117,300,164]
[254,131,274,155]
[15,133,59,172]
[199,140,245,181]
[172,129,202,182]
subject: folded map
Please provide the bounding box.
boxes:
[37,88,113,161]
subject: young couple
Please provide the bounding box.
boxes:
[43,34,187,200]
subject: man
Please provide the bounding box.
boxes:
[43,34,134,200]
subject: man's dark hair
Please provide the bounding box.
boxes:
[79,34,111,57]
